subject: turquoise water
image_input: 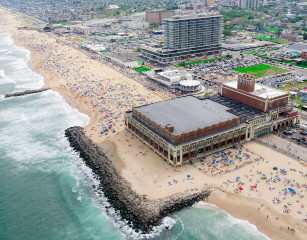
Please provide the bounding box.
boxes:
[0,33,270,240]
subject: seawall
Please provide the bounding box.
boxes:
[5,88,50,98]
[65,126,211,232]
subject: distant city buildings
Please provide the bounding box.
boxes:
[105,5,120,15]
[239,0,260,8]
[146,10,175,25]
[281,30,303,42]
[142,13,223,64]
[122,21,149,30]
[207,0,216,7]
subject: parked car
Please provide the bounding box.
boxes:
[282,130,292,135]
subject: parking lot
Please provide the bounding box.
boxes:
[281,128,307,146]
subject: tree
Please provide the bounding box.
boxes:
[303,32,307,40]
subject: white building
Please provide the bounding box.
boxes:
[73,26,90,35]
[146,69,201,92]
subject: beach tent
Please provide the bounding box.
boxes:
[239,187,243,191]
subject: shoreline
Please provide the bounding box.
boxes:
[65,126,211,232]
[0,8,305,240]
[207,188,299,240]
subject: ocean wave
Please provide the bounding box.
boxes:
[0,69,16,84]
[64,143,176,239]
[0,33,14,46]
[193,202,271,240]
[0,48,12,54]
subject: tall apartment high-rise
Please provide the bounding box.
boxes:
[239,0,260,8]
[142,13,223,64]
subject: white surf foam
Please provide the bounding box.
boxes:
[194,202,271,240]
[0,69,16,84]
[66,148,176,240]
[0,48,12,54]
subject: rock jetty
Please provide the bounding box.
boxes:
[65,126,211,232]
[5,88,50,98]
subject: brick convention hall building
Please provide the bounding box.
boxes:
[125,74,299,166]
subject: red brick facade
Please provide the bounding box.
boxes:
[237,74,255,92]
[222,86,266,111]
[146,11,175,25]
[302,51,307,60]
[222,85,289,112]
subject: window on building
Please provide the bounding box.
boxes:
[171,137,174,142]
[149,123,153,128]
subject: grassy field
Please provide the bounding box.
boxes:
[253,35,290,44]
[277,82,307,91]
[111,37,148,43]
[174,57,227,67]
[134,67,151,73]
[234,64,289,78]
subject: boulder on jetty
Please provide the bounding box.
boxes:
[5,88,50,98]
[65,126,211,233]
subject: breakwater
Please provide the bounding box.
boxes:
[65,126,211,232]
[5,88,50,98]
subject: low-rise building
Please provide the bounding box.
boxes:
[145,69,192,87]
[125,74,299,166]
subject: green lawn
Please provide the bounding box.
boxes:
[174,57,227,67]
[134,67,151,73]
[253,35,290,44]
[110,37,148,43]
[277,82,307,92]
[234,64,289,78]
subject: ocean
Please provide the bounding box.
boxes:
[0,32,270,240]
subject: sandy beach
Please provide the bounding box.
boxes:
[105,131,307,239]
[1,8,306,240]
[0,8,164,144]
